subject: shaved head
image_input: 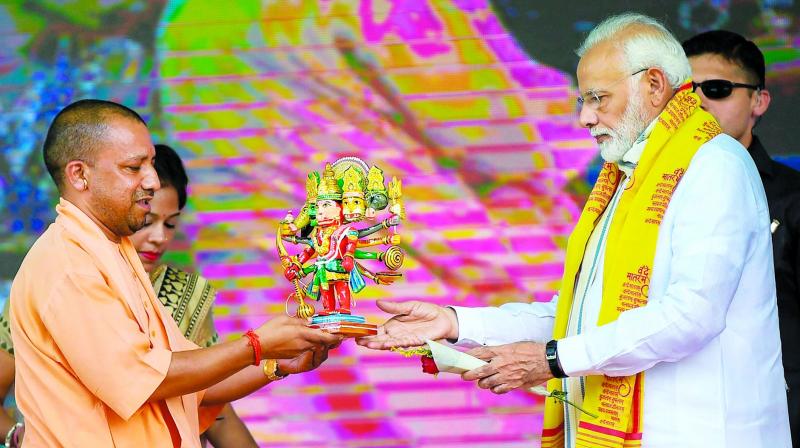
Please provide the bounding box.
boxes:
[42,99,146,191]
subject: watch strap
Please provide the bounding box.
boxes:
[545,339,567,379]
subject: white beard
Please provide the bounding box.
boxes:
[592,94,649,164]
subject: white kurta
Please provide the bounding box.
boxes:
[453,133,791,448]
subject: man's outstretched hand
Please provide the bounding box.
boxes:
[356,300,459,349]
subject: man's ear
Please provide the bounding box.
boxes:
[753,88,771,119]
[644,67,670,108]
[64,160,90,192]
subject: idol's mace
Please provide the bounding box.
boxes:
[276,229,315,319]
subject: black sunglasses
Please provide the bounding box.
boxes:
[692,79,761,100]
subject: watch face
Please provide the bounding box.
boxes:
[264,359,284,381]
[545,341,558,360]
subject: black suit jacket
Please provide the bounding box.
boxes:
[750,136,800,376]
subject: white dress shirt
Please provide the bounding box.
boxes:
[452,133,791,447]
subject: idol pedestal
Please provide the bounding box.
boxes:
[308,313,377,337]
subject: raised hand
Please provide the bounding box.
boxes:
[342,254,354,272]
[284,265,301,281]
[255,315,343,359]
[461,342,552,394]
[355,300,459,350]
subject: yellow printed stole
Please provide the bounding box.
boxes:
[541,83,721,448]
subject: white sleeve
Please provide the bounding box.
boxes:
[558,143,763,377]
[451,294,559,346]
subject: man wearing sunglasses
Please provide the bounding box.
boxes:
[684,30,800,445]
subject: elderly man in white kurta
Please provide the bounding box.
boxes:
[358,13,790,448]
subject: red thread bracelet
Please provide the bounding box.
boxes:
[244,329,261,366]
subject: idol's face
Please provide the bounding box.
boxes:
[308,202,318,227]
[342,196,366,222]
[316,199,342,227]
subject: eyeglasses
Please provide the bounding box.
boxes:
[577,68,648,111]
[691,79,761,100]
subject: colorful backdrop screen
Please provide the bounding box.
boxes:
[1,1,798,446]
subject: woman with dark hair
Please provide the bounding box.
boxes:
[130,144,221,348]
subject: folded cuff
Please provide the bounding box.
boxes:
[110,347,172,420]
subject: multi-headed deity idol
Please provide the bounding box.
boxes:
[277,157,405,336]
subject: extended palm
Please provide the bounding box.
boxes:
[356,300,457,349]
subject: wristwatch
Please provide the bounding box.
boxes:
[263,359,287,381]
[545,340,567,379]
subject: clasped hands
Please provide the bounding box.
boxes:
[356,300,553,394]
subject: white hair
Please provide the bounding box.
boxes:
[576,13,691,89]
